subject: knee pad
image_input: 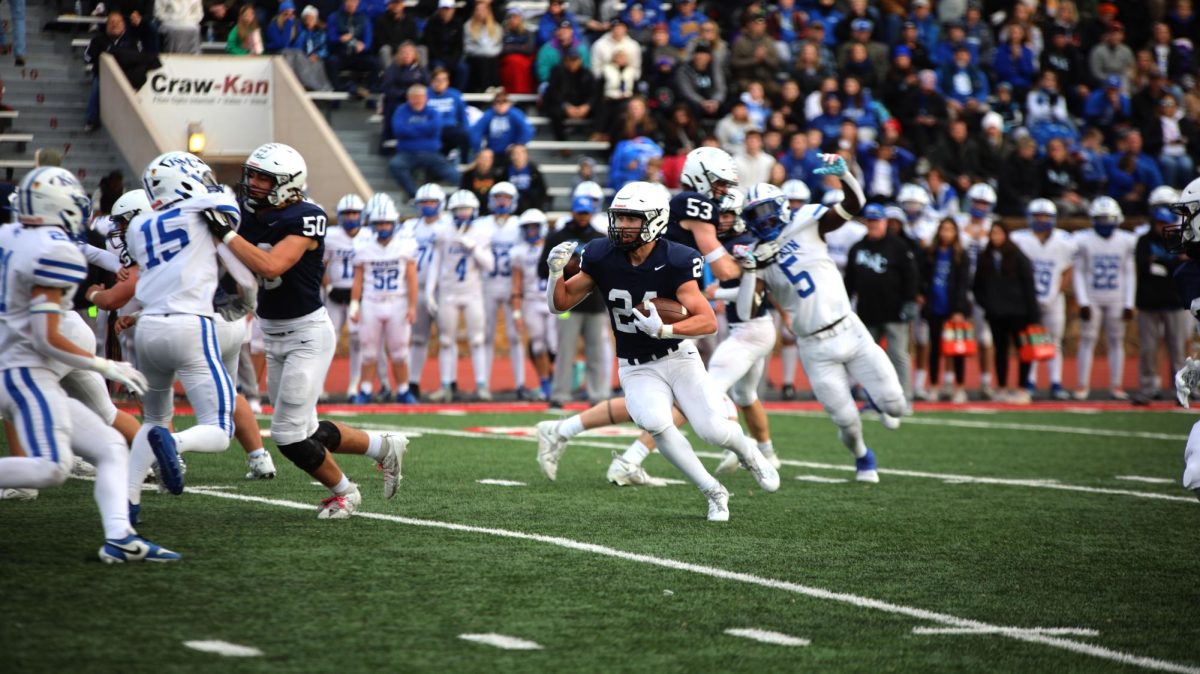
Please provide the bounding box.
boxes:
[439,332,455,348]
[828,401,860,430]
[311,420,342,451]
[728,382,758,408]
[638,413,675,437]
[469,334,485,348]
[692,416,740,449]
[278,437,327,473]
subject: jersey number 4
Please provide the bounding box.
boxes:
[141,208,189,269]
[609,289,657,333]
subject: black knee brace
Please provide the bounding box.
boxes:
[312,420,342,451]
[278,438,327,473]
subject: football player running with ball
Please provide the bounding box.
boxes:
[751,156,907,482]
[204,143,408,519]
[546,181,779,521]
[1165,177,1200,498]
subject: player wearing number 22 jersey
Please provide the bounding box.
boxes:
[547,181,779,522]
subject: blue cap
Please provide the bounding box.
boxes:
[851,18,873,32]
[279,0,296,11]
[1105,74,1122,88]
[863,203,886,220]
[893,45,912,59]
[1153,207,1176,223]
[572,195,596,214]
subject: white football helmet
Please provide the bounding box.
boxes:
[363,193,395,226]
[1027,198,1057,231]
[607,181,670,250]
[680,146,738,199]
[898,182,931,207]
[1149,185,1181,208]
[488,181,519,215]
[447,189,480,227]
[743,183,787,242]
[1169,177,1200,250]
[368,199,400,240]
[965,182,997,210]
[112,189,151,223]
[518,208,548,243]
[717,186,746,238]
[573,180,605,207]
[16,167,91,238]
[414,183,447,217]
[336,193,365,214]
[142,151,219,210]
[1088,196,1123,236]
[240,142,307,209]
[781,179,811,207]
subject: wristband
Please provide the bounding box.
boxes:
[349,299,360,314]
[221,230,238,245]
[703,247,728,264]
[512,309,523,320]
[834,203,854,221]
[87,289,100,303]
[659,324,673,339]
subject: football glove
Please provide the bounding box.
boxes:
[631,301,667,339]
[92,358,149,397]
[547,241,578,275]
[202,208,238,243]
[813,154,847,177]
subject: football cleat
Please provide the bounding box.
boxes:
[951,388,968,404]
[536,420,566,481]
[317,486,362,519]
[606,452,669,486]
[0,488,38,501]
[427,387,453,403]
[703,483,730,522]
[71,457,97,478]
[714,450,740,475]
[1050,383,1070,400]
[855,448,880,483]
[352,391,372,405]
[1073,388,1090,401]
[475,386,493,402]
[395,390,418,404]
[781,384,795,400]
[736,445,780,492]
[1110,388,1129,401]
[245,452,277,480]
[378,433,408,499]
[99,534,181,564]
[980,385,997,401]
[148,427,184,495]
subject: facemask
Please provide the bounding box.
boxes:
[1094,223,1116,238]
[969,205,990,219]
[1031,219,1054,233]
[492,202,514,215]
[420,204,440,218]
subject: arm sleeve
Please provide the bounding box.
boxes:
[81,244,123,274]
[30,311,102,371]
[735,269,757,322]
[1073,246,1090,306]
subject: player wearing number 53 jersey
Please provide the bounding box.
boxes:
[206,143,408,520]
[753,156,906,483]
[1072,197,1137,400]
[547,181,779,522]
[1011,199,1076,400]
[476,182,529,398]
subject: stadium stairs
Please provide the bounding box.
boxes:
[0,6,133,184]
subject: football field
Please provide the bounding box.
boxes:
[2,405,1198,673]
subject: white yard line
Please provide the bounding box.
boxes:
[458,633,543,650]
[183,640,263,657]
[186,487,1200,674]
[1116,476,1176,485]
[724,628,810,646]
[794,475,850,484]
[913,627,1100,637]
[476,479,527,487]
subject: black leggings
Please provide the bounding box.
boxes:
[927,315,966,385]
[988,317,1032,388]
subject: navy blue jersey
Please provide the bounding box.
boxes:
[238,199,328,320]
[665,191,720,253]
[1174,260,1200,321]
[721,232,768,324]
[581,237,703,359]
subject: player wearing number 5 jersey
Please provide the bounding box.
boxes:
[401,184,451,400]
[1073,196,1137,400]
[1011,199,1076,400]
[425,189,495,402]
[753,157,906,483]
[206,143,408,520]
[547,181,779,522]
[125,152,247,511]
[349,200,418,404]
[476,182,530,398]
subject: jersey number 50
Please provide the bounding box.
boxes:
[302,215,327,237]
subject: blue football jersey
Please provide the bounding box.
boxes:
[237,200,328,320]
[720,232,768,324]
[580,237,703,359]
[665,191,720,253]
[1174,260,1200,321]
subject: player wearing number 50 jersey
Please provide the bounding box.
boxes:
[401,184,451,400]
[349,200,418,404]
[1073,196,1137,400]
[753,156,906,483]
[425,189,495,402]
[1011,199,1076,400]
[205,143,407,520]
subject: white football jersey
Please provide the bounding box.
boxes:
[1073,228,1137,307]
[765,204,853,336]
[402,214,450,286]
[906,214,940,246]
[0,223,89,369]
[433,219,494,296]
[475,214,519,297]
[127,192,234,317]
[324,225,368,290]
[510,240,546,302]
[954,213,994,277]
[355,234,417,303]
[823,220,867,272]
[1011,228,1076,303]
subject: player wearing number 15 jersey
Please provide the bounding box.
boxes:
[207,143,408,520]
[547,181,779,522]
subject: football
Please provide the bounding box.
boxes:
[563,252,582,279]
[636,297,689,324]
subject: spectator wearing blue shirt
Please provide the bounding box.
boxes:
[1103,129,1164,215]
[841,77,882,132]
[428,66,471,161]
[378,41,428,151]
[668,0,703,49]
[809,0,844,47]
[810,93,846,146]
[931,21,978,67]
[941,44,989,121]
[992,24,1038,98]
[326,0,377,96]
[621,2,658,43]
[471,89,535,154]
[297,7,328,59]
[536,0,580,46]
[388,84,458,197]
[859,140,916,202]
[264,1,299,53]
[1084,75,1133,142]
[908,0,940,53]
